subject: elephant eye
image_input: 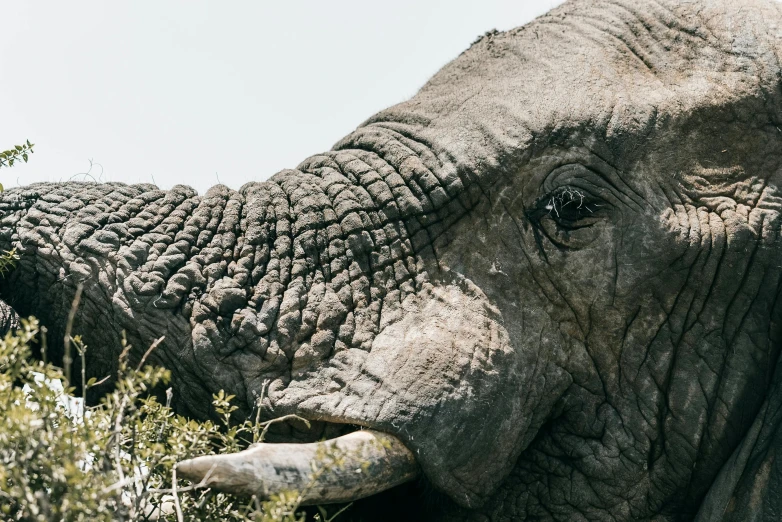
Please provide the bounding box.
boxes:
[530,186,607,249]
[542,187,600,228]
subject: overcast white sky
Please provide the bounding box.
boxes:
[1,1,565,194]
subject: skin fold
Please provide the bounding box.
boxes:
[3,0,782,519]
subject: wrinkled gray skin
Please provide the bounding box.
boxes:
[4,0,782,519]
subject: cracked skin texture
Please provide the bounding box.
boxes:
[4,0,782,519]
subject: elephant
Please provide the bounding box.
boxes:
[4,0,782,519]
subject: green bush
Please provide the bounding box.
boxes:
[0,318,351,521]
[0,140,34,192]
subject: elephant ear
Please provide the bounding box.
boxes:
[695,349,782,521]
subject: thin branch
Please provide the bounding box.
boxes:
[101,476,136,494]
[259,414,311,442]
[88,375,111,389]
[63,284,83,387]
[40,325,47,365]
[150,464,218,495]
[252,379,270,444]
[325,502,354,522]
[136,336,165,372]
[172,467,184,522]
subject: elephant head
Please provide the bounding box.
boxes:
[3,0,782,519]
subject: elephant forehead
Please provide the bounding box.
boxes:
[429,0,782,106]
[361,0,782,179]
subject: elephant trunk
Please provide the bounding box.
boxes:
[175,429,418,505]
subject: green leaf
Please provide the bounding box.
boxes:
[22,153,28,163]
[0,183,5,192]
[14,145,22,152]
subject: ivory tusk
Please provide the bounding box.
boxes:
[176,429,419,505]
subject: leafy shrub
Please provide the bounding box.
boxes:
[0,318,351,521]
[0,249,19,279]
[0,140,34,192]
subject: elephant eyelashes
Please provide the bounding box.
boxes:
[531,186,606,249]
[544,187,597,225]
